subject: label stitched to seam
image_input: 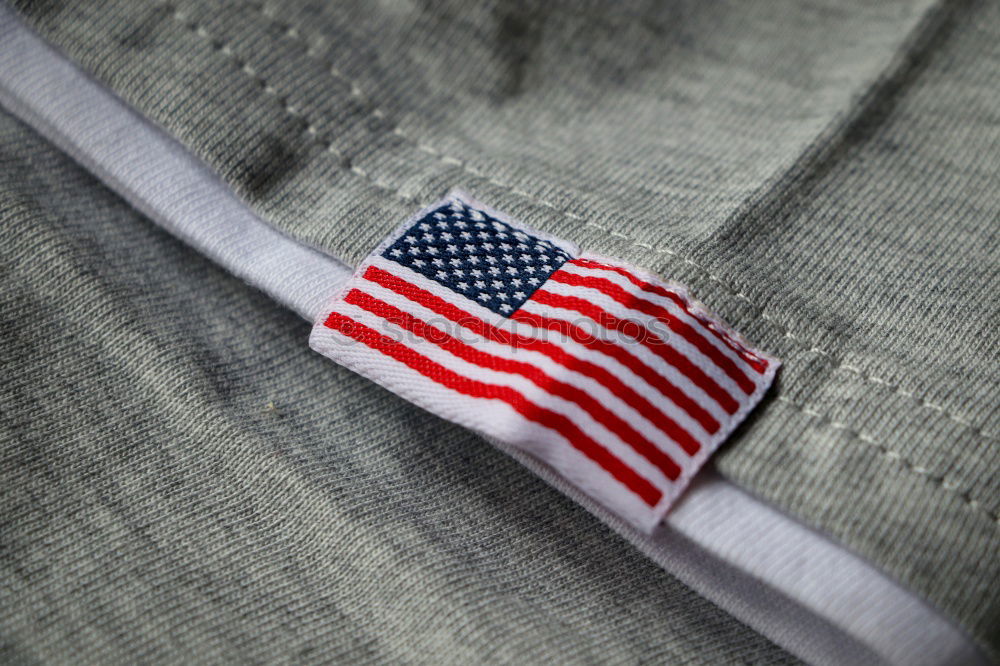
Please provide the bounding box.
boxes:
[310,191,779,532]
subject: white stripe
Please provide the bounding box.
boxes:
[537,277,749,400]
[571,255,775,367]
[561,258,762,374]
[519,297,734,425]
[326,300,679,493]
[353,271,701,466]
[368,256,721,438]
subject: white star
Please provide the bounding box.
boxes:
[485,256,498,265]
[511,278,522,286]
[436,271,447,279]
[496,293,508,300]
[492,280,504,289]
[460,231,472,240]
[505,266,518,275]
[404,235,418,244]
[499,304,513,313]
[470,269,483,277]
[454,220,467,229]
[412,259,425,267]
[408,247,420,255]
[513,291,525,299]
[441,232,453,241]
[474,280,486,289]
[432,258,444,267]
[478,293,490,301]
[419,223,431,231]
[446,244,458,254]
[426,247,438,255]
[488,267,501,276]
[390,248,402,257]
[528,277,540,285]
[450,258,462,267]
[469,209,485,221]
[502,254,514,263]
[482,242,494,251]
[467,256,480,265]
[456,282,469,290]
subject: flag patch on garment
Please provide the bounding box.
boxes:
[310,192,779,532]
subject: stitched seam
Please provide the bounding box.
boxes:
[775,397,998,525]
[246,2,997,445]
[167,5,997,524]
[170,9,418,207]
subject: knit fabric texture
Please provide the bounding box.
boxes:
[6,0,1000,658]
[0,107,802,664]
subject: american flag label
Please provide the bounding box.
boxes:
[310,192,779,532]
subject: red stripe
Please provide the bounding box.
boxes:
[548,270,757,395]
[569,258,769,374]
[510,308,719,438]
[323,310,663,506]
[345,288,682,479]
[530,289,740,414]
[363,265,704,454]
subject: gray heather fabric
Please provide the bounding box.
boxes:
[0,108,800,663]
[6,0,1000,658]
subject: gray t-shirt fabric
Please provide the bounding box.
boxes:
[3,0,1000,660]
[0,105,801,664]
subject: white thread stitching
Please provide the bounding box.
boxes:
[167,6,998,525]
[775,397,998,524]
[244,3,998,445]
[172,10,417,205]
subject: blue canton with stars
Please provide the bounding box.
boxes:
[383,200,573,315]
